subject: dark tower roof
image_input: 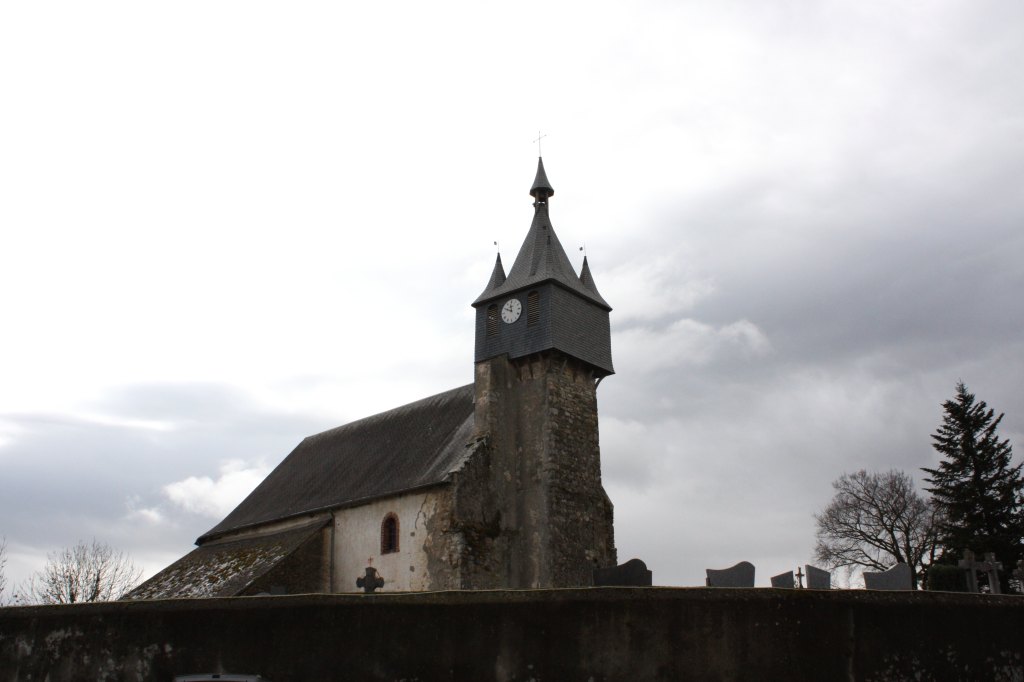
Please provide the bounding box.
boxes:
[474,158,610,309]
[480,253,507,296]
[578,256,605,300]
[530,157,555,198]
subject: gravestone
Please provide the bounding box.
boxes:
[593,558,653,586]
[958,550,1002,594]
[980,552,1002,595]
[804,565,831,590]
[356,566,385,593]
[863,563,913,590]
[770,571,795,588]
[706,561,754,587]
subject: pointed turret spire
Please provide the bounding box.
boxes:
[481,253,507,294]
[578,256,605,300]
[530,157,554,200]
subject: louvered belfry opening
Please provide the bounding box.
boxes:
[527,290,540,326]
[381,513,399,554]
[486,304,499,337]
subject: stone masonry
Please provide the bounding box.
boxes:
[455,351,616,588]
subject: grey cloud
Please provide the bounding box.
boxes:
[0,383,334,583]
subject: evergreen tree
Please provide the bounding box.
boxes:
[922,382,1024,590]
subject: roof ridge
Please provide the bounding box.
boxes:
[307,383,473,441]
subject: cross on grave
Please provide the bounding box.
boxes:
[958,550,980,592]
[795,567,804,589]
[356,566,385,593]
[958,550,1003,594]
[982,552,1003,595]
[1013,560,1024,593]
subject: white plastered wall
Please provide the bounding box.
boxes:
[332,489,445,593]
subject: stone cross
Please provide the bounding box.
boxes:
[959,550,980,592]
[958,550,1003,594]
[981,552,1003,595]
[356,566,385,593]
[1012,559,1024,593]
[795,567,804,589]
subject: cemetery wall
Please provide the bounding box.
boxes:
[1,587,1021,681]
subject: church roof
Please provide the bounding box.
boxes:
[198,384,476,542]
[474,160,610,309]
[127,517,329,599]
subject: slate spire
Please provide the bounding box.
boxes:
[474,158,609,309]
[482,253,507,293]
[578,256,605,300]
[530,157,555,200]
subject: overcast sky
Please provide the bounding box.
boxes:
[2,0,1022,593]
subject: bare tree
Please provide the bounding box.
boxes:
[20,539,142,604]
[814,469,940,589]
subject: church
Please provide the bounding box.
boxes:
[128,159,618,598]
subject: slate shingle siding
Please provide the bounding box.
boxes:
[475,282,613,375]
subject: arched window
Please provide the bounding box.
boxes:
[527,290,540,326]
[486,304,499,337]
[381,513,399,554]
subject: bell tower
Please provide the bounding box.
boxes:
[473,158,614,375]
[463,158,616,589]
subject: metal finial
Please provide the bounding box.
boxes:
[533,130,547,156]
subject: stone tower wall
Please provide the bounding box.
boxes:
[540,355,617,585]
[455,352,615,588]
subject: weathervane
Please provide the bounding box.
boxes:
[533,130,547,156]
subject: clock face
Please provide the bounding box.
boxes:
[501,298,522,324]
